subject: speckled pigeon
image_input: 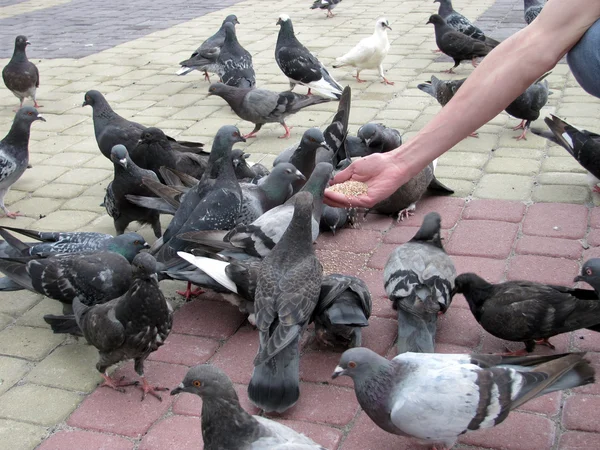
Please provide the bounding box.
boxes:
[0,106,45,218]
[2,36,40,110]
[427,14,494,73]
[453,272,600,354]
[208,82,330,139]
[74,253,173,401]
[248,192,323,413]
[434,0,499,46]
[310,0,342,18]
[172,364,327,449]
[217,22,256,88]
[275,14,343,99]
[384,212,456,354]
[333,347,594,449]
[177,14,240,81]
[505,72,551,140]
[104,145,162,238]
[524,0,545,24]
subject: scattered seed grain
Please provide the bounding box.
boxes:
[329,181,368,197]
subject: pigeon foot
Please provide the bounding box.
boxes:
[176,282,205,301]
[278,124,293,139]
[203,71,211,82]
[471,58,480,68]
[139,377,169,401]
[431,49,442,53]
[33,102,43,108]
[353,73,367,83]
[468,132,479,138]
[499,347,530,357]
[514,128,529,141]
[442,67,455,74]
[381,77,395,85]
[242,131,258,139]
[2,210,23,219]
[100,374,139,393]
[593,185,600,194]
[396,204,416,222]
[512,120,526,131]
[535,338,556,350]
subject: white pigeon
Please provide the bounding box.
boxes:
[333,17,393,85]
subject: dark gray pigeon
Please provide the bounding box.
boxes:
[130,127,208,181]
[179,162,333,258]
[453,272,600,354]
[333,347,594,449]
[172,364,326,449]
[371,160,453,220]
[533,115,600,191]
[289,128,327,192]
[83,90,204,159]
[208,82,330,139]
[217,22,256,88]
[575,259,600,296]
[434,0,499,46]
[0,106,45,218]
[74,253,173,401]
[524,0,544,24]
[384,212,456,354]
[310,0,342,18]
[345,122,402,158]
[275,14,343,99]
[248,192,323,413]
[2,36,40,110]
[417,75,466,107]
[177,14,240,81]
[231,149,256,180]
[319,204,349,235]
[505,72,551,140]
[313,273,371,348]
[104,145,162,237]
[427,14,494,74]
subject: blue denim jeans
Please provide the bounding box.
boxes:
[567,19,600,98]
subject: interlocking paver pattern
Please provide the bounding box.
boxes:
[0,0,599,448]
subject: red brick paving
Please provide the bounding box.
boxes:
[58,198,600,449]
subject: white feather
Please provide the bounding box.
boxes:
[176,252,238,294]
[561,132,574,149]
[335,18,391,73]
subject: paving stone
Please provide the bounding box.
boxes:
[0,419,48,450]
[171,299,246,339]
[0,383,81,426]
[38,430,133,450]
[277,420,343,449]
[515,235,584,259]
[436,307,482,348]
[0,312,12,331]
[357,214,393,231]
[0,290,41,316]
[475,174,533,201]
[209,325,258,384]
[445,220,518,259]
[387,196,465,230]
[31,210,98,231]
[522,203,588,239]
[148,333,219,367]
[0,326,64,361]
[532,184,590,204]
[139,415,202,450]
[559,431,600,449]
[563,394,600,433]
[53,168,112,185]
[462,199,526,222]
[361,316,397,356]
[0,356,29,395]
[32,183,87,199]
[366,243,397,270]
[316,229,382,253]
[300,350,353,389]
[486,157,540,175]
[507,255,580,286]
[27,344,102,392]
[316,249,369,276]
[16,298,64,328]
[341,411,424,450]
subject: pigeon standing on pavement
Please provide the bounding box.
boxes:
[505,72,551,140]
[333,347,594,449]
[177,14,240,81]
[171,364,326,449]
[207,82,330,139]
[248,192,323,413]
[427,14,494,74]
[453,272,600,354]
[74,253,173,401]
[575,259,600,296]
[275,14,343,99]
[333,17,394,85]
[2,36,40,110]
[0,106,45,219]
[524,0,545,24]
[218,22,256,88]
[104,145,162,238]
[434,0,500,46]
[418,75,466,107]
[310,0,342,18]
[384,212,456,354]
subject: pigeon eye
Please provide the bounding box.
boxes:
[27,111,32,116]
[586,268,593,276]
[193,380,202,387]
[348,361,357,369]
[233,132,240,137]
[134,240,140,245]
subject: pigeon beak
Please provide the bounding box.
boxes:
[26,41,31,46]
[239,136,247,143]
[320,141,327,147]
[119,158,127,168]
[82,100,89,107]
[170,383,185,396]
[276,18,281,26]
[364,138,372,146]
[235,19,240,24]
[331,365,345,379]
[574,275,584,283]
[143,241,151,249]
[36,114,46,122]
[384,24,392,31]
[296,170,306,180]
[243,153,250,159]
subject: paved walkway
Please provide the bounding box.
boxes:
[0,0,599,449]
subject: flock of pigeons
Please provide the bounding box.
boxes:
[3,0,600,448]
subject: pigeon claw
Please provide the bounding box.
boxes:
[468,132,479,138]
[535,338,556,350]
[203,70,211,83]
[381,77,395,86]
[100,374,139,393]
[512,120,526,131]
[2,210,23,219]
[431,49,442,53]
[396,205,416,222]
[514,128,529,141]
[33,101,43,108]
[353,73,367,83]
[278,124,293,139]
[593,185,600,194]
[139,377,169,402]
[442,67,455,74]
[176,282,205,301]
[498,347,530,357]
[242,131,258,139]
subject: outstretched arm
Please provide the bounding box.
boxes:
[325,0,600,208]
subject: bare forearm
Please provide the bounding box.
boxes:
[391,0,600,177]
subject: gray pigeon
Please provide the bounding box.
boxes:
[177,14,240,81]
[371,161,453,220]
[275,14,343,99]
[319,204,349,235]
[434,0,499,46]
[104,145,162,238]
[231,149,256,180]
[179,162,333,258]
[533,115,600,191]
[2,36,40,110]
[218,22,256,88]
[0,106,45,218]
[74,253,173,401]
[171,364,326,449]
[345,122,402,158]
[333,347,594,449]
[505,72,551,140]
[427,14,494,74]
[575,259,600,296]
[288,128,327,192]
[248,191,323,413]
[208,82,330,139]
[417,75,466,107]
[524,0,544,24]
[313,274,371,348]
[383,212,456,354]
[83,90,204,159]
[310,0,342,18]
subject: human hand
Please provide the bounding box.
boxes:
[324,152,408,208]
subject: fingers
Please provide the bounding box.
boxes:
[324,189,374,208]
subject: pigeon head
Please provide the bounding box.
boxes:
[426,14,446,26]
[110,145,130,168]
[131,252,157,278]
[300,127,327,150]
[276,13,291,25]
[301,161,333,197]
[410,212,443,248]
[139,127,166,145]
[171,364,238,401]
[276,14,295,38]
[210,126,246,163]
[224,14,240,26]
[575,258,600,287]
[376,18,392,32]
[332,347,388,381]
[14,106,45,125]
[106,232,150,262]
[82,90,107,108]
[272,162,306,183]
[207,82,234,98]
[223,22,238,43]
[451,273,493,306]
[231,149,255,179]
[14,35,30,51]
[357,123,382,146]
